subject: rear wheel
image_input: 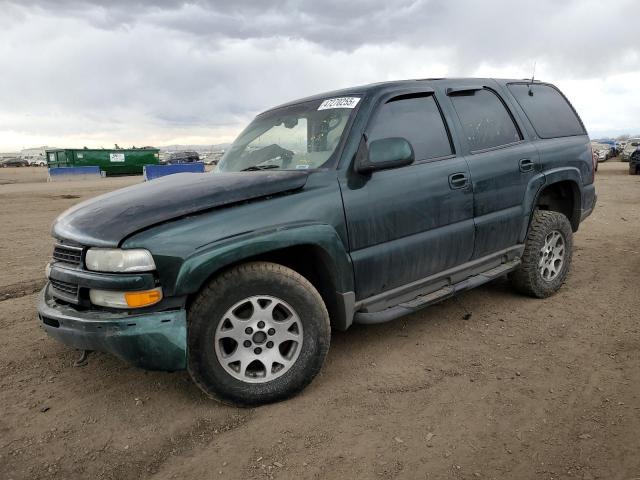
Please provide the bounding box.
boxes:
[188,262,330,406]
[511,210,573,298]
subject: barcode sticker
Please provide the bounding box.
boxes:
[318,97,360,110]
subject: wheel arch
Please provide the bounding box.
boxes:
[520,168,583,241]
[535,177,582,232]
[176,224,356,331]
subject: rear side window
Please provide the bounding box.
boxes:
[450,89,522,151]
[368,94,453,161]
[508,83,585,138]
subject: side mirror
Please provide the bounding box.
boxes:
[355,136,415,174]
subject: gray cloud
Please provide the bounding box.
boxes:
[0,0,638,150]
[9,0,639,73]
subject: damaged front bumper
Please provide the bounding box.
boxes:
[38,284,187,371]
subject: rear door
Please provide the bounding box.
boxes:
[341,91,475,300]
[446,83,539,258]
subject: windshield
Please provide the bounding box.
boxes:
[217,97,359,172]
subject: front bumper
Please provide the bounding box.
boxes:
[38,284,187,371]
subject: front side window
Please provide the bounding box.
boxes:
[217,98,358,172]
[451,89,521,151]
[367,94,453,162]
[507,83,585,139]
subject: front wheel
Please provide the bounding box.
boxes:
[510,210,573,298]
[187,262,330,406]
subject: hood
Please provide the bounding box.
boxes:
[52,170,309,247]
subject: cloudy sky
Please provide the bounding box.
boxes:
[1,0,638,151]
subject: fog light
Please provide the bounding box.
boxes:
[90,287,162,309]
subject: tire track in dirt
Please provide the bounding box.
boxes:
[0,279,46,302]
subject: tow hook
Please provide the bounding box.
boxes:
[73,350,92,367]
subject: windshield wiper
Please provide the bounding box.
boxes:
[241,164,281,171]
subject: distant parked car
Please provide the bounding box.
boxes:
[1,158,29,167]
[591,143,611,162]
[597,140,619,157]
[165,151,200,164]
[26,156,47,167]
[621,139,640,161]
[597,149,609,162]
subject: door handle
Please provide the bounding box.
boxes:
[519,158,535,172]
[448,172,468,189]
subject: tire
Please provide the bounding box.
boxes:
[510,210,573,298]
[187,261,331,406]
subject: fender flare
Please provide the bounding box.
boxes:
[173,223,356,328]
[519,167,583,241]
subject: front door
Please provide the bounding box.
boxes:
[341,92,475,300]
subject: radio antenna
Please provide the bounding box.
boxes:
[528,61,536,96]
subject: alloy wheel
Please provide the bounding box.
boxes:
[214,295,303,383]
[538,230,565,281]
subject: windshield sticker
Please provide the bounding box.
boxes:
[318,97,360,110]
[295,164,310,169]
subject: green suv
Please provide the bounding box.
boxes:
[39,78,596,406]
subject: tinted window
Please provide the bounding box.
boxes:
[508,83,585,138]
[368,95,452,161]
[451,89,521,151]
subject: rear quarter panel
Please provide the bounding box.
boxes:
[496,80,594,232]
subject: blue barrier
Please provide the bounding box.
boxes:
[143,163,205,181]
[48,166,103,182]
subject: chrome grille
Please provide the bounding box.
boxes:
[52,244,83,266]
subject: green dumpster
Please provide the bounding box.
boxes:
[45,147,160,176]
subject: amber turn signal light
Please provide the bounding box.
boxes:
[124,288,163,308]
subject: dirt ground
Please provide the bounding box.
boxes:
[0,162,638,480]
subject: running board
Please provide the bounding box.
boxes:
[353,259,520,325]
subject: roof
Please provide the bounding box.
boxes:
[265,77,539,113]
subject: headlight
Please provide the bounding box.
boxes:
[85,248,156,273]
[89,287,163,309]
